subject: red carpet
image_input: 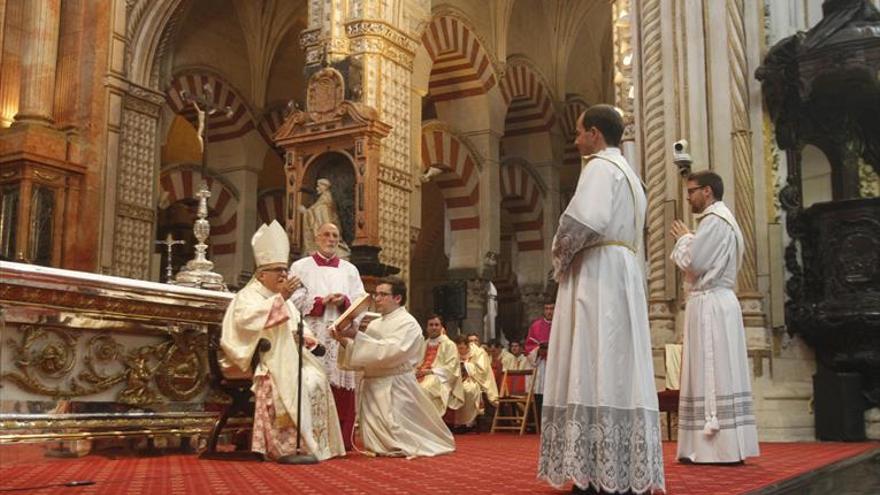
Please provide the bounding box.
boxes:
[0,436,876,494]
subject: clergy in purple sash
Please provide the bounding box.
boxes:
[290,222,366,450]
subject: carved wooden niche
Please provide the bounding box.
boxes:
[274,67,391,258]
[0,160,84,266]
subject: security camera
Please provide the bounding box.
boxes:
[673,139,693,176]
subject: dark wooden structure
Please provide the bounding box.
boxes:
[756,0,880,440]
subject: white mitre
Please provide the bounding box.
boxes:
[251,220,289,269]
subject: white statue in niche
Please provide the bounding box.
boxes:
[299,178,351,258]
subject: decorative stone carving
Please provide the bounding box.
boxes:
[307,68,346,122]
[112,93,161,279]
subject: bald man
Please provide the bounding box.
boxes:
[290,222,366,450]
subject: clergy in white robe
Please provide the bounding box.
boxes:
[453,336,491,427]
[221,221,345,462]
[334,277,455,458]
[290,222,366,450]
[417,314,464,415]
[466,341,498,405]
[538,106,665,494]
[501,342,530,371]
[671,171,759,463]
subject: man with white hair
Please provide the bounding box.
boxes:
[290,222,366,450]
[220,220,345,462]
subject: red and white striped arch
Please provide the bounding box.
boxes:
[159,167,238,256]
[421,15,497,102]
[421,123,481,231]
[258,104,288,149]
[165,71,256,143]
[500,161,544,251]
[500,62,557,137]
[257,188,284,225]
[563,96,589,165]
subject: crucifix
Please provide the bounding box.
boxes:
[179,84,234,170]
[155,233,185,282]
[170,84,233,291]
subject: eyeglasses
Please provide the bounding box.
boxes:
[261,267,288,274]
[373,291,393,298]
[686,186,706,195]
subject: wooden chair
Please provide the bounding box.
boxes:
[200,331,269,460]
[490,369,538,435]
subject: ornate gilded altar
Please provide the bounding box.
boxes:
[0,261,231,443]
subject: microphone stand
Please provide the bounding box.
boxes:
[279,316,318,464]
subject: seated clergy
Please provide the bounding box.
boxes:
[334,277,454,458]
[502,341,530,371]
[417,314,464,415]
[220,220,345,463]
[487,340,505,384]
[453,336,499,428]
[469,339,499,405]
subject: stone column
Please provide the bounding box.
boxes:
[13,0,60,126]
[520,283,547,331]
[220,165,260,285]
[635,0,677,345]
[462,278,497,340]
[0,0,24,127]
[725,0,768,351]
[464,128,503,275]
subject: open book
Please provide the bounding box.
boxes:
[332,293,372,331]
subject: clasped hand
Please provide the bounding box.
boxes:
[670,220,691,241]
[324,293,346,307]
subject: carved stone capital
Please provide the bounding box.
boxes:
[465,278,488,307]
[738,291,767,329]
[345,20,416,53]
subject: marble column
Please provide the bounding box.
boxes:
[13,0,60,126]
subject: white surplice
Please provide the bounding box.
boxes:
[526,347,545,395]
[671,200,759,463]
[290,255,366,390]
[338,307,455,458]
[538,148,665,494]
[220,280,345,461]
[500,350,529,371]
[418,334,464,415]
